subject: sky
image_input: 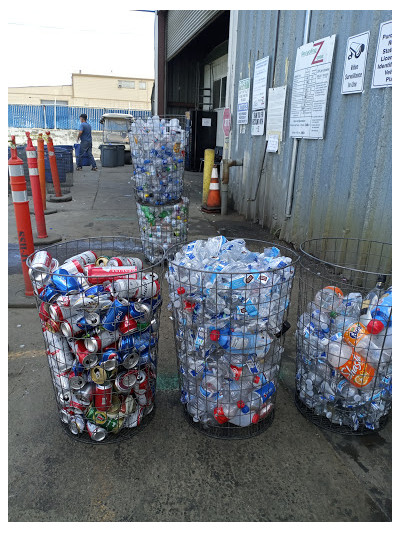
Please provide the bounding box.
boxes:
[7,0,155,87]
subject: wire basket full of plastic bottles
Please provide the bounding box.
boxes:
[129,116,186,205]
[27,237,165,444]
[136,197,189,257]
[295,238,392,434]
[166,236,299,439]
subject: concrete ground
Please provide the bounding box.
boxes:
[8,163,391,522]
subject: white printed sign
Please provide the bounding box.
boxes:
[266,86,287,140]
[252,57,269,110]
[289,35,336,139]
[371,20,392,88]
[237,78,250,124]
[341,31,370,94]
[202,118,211,127]
[251,110,265,136]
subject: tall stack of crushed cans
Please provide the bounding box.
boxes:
[27,244,163,442]
[296,281,392,432]
[166,236,298,436]
[129,116,189,260]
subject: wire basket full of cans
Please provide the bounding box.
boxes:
[166,236,299,439]
[295,237,392,434]
[129,116,186,206]
[27,237,165,444]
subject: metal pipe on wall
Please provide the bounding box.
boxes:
[285,9,311,219]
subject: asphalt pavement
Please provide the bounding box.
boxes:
[8,162,391,522]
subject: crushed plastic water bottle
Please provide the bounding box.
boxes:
[167,236,296,429]
[296,281,392,431]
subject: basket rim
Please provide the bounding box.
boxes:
[26,236,166,275]
[299,237,392,277]
[167,237,300,276]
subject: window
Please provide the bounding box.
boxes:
[118,80,135,89]
[212,76,227,109]
[139,81,146,90]
[41,99,68,106]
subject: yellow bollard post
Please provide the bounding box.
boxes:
[202,148,215,206]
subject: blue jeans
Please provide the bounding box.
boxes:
[77,140,97,169]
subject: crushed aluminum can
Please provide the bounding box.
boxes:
[86,421,107,442]
[68,414,85,435]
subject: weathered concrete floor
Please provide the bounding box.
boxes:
[8,164,391,521]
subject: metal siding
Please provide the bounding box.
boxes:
[167,10,221,60]
[227,10,392,247]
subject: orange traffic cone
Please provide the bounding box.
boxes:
[201,166,221,213]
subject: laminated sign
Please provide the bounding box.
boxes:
[289,35,336,139]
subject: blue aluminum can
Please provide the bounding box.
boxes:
[102,299,129,332]
[85,284,107,297]
[52,268,82,294]
[40,285,60,303]
[99,349,119,371]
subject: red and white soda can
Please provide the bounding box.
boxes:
[85,265,138,285]
[74,340,99,369]
[136,276,160,300]
[69,394,90,414]
[108,257,143,269]
[39,302,51,322]
[86,421,107,442]
[30,250,53,279]
[43,318,62,334]
[118,314,138,335]
[94,382,113,411]
[114,370,137,393]
[50,301,80,323]
[67,250,97,267]
[84,330,121,353]
[59,260,84,275]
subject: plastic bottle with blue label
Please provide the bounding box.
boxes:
[367,287,392,335]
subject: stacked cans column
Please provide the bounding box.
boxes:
[166,236,299,438]
[129,116,189,260]
[27,237,165,443]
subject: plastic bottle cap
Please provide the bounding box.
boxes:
[210,330,220,341]
[253,376,260,384]
[367,319,385,334]
[237,400,245,409]
[252,413,260,424]
[177,287,185,295]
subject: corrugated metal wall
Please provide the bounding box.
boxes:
[227,10,392,248]
[166,10,221,60]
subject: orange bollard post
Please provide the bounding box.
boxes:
[45,131,62,196]
[8,136,34,296]
[45,131,72,203]
[26,132,48,238]
[37,134,47,207]
[36,133,57,215]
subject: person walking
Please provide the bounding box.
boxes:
[76,114,97,170]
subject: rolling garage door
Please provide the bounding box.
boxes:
[166,10,222,60]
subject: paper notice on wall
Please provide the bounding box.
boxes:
[251,109,265,135]
[266,134,279,152]
[202,118,211,127]
[252,57,269,110]
[266,86,287,140]
[289,35,336,139]
[371,20,392,88]
[237,78,250,124]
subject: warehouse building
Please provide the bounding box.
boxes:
[154,10,392,248]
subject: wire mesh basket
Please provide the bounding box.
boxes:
[166,236,299,439]
[27,237,165,444]
[136,197,189,257]
[129,116,186,206]
[295,237,392,434]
